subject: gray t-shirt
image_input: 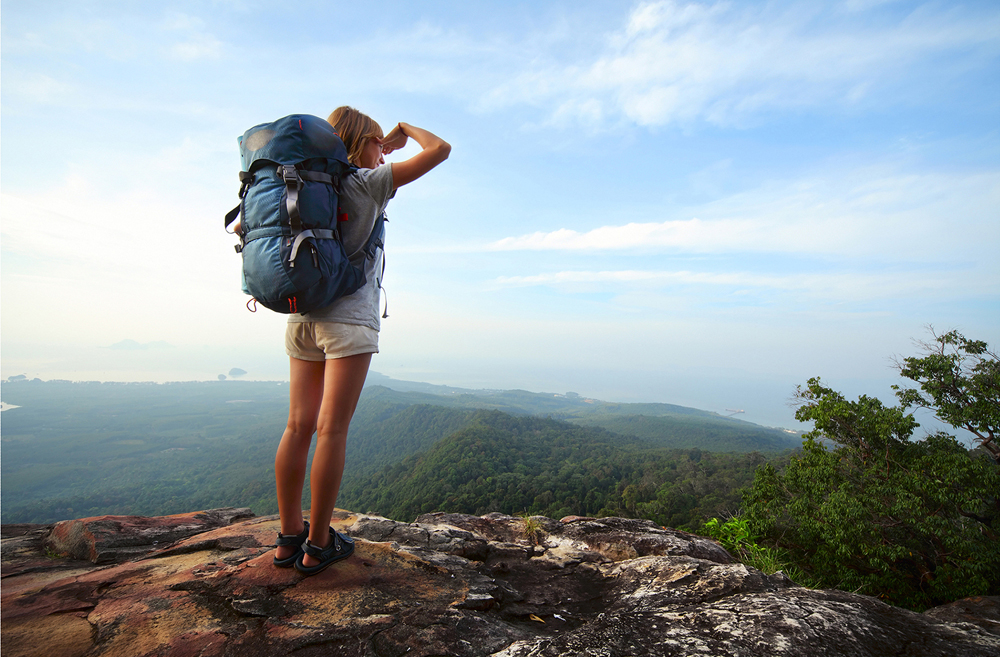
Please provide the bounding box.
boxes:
[288,163,394,330]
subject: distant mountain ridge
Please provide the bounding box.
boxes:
[365,371,799,431]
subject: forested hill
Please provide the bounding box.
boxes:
[570,414,796,452]
[345,384,799,476]
[1,378,796,524]
[338,410,776,528]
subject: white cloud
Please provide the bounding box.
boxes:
[841,0,904,11]
[0,147,246,347]
[490,219,752,252]
[490,265,992,306]
[162,11,224,61]
[483,0,1000,127]
[488,165,1000,260]
[169,34,223,62]
[1,72,77,104]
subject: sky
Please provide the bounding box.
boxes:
[2,0,998,431]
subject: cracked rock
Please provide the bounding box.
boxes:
[2,509,998,656]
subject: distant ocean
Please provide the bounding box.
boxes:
[0,345,959,438]
[1,343,291,386]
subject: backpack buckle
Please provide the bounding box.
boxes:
[278,164,302,188]
[237,171,254,198]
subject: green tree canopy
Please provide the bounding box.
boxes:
[744,331,1000,611]
[893,329,1000,463]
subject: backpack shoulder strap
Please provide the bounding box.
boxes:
[362,212,387,260]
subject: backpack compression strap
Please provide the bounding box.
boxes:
[277,165,341,237]
[288,229,337,266]
[224,170,256,252]
[224,171,254,229]
[363,212,389,318]
[226,165,344,257]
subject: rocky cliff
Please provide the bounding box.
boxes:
[2,508,998,656]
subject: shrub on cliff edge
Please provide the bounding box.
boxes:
[744,331,1000,610]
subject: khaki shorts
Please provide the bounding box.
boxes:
[285,322,379,361]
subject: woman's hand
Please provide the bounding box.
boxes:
[380,123,409,155]
[385,122,451,189]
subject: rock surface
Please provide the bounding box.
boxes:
[45,508,256,564]
[1,508,997,657]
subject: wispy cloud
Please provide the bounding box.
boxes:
[492,266,979,302]
[0,72,77,104]
[482,0,1000,127]
[169,35,223,62]
[488,165,1000,260]
[490,219,752,252]
[163,12,223,62]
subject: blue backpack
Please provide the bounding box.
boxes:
[224,114,383,314]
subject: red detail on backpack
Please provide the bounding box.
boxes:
[288,297,297,313]
[298,119,303,130]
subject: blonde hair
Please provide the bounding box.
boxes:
[327,106,383,167]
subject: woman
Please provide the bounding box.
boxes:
[272,107,450,575]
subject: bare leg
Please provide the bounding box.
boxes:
[302,352,372,566]
[274,357,325,560]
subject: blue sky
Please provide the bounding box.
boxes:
[2,0,998,430]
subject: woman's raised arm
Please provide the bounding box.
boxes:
[380,122,450,189]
